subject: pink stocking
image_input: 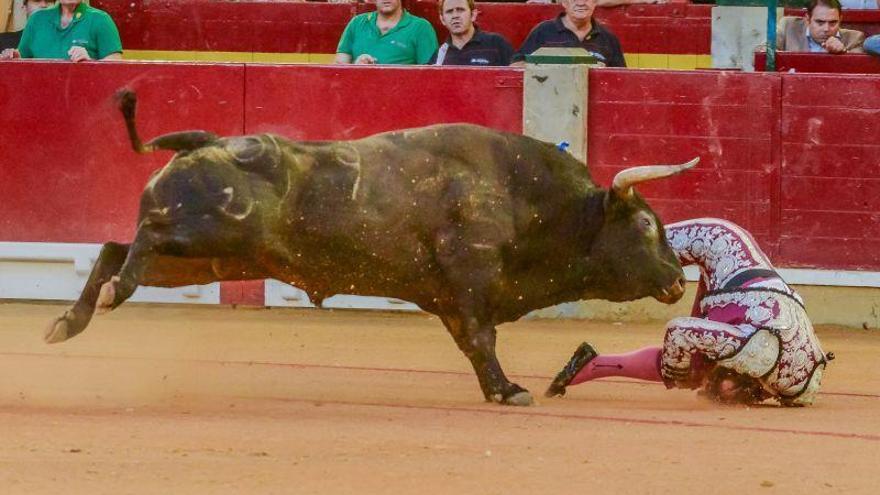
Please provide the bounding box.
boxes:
[569,346,663,385]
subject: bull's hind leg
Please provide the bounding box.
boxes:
[45,242,130,343]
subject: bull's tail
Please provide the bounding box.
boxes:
[115,88,219,154]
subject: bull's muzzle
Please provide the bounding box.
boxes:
[655,276,685,304]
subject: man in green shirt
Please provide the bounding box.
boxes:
[3,0,121,61]
[335,0,438,65]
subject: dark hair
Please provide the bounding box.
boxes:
[438,0,475,15]
[807,0,842,16]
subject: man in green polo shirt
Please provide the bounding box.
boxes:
[3,0,121,61]
[335,0,438,65]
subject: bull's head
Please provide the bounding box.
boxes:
[586,159,698,304]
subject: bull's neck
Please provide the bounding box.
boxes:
[665,219,772,291]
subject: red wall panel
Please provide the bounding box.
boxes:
[778,74,880,270]
[587,69,781,244]
[243,65,523,139]
[0,61,246,244]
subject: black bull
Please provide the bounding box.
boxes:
[46,90,696,406]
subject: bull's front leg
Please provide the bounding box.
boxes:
[45,242,130,343]
[440,315,533,406]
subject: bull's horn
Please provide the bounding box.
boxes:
[611,157,699,197]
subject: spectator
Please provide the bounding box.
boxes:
[546,218,829,407]
[1,0,120,61]
[777,0,865,54]
[513,0,626,67]
[335,0,438,65]
[1,0,54,53]
[430,0,514,66]
[866,34,880,55]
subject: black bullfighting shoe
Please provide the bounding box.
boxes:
[545,342,598,398]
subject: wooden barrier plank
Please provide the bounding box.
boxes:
[782,211,880,239]
[756,52,880,74]
[591,135,774,172]
[782,144,880,178]
[778,237,880,270]
[781,177,880,212]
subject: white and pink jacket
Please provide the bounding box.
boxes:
[662,218,827,406]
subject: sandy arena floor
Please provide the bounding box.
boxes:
[0,302,878,494]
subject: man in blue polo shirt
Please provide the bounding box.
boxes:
[430,0,514,66]
[335,0,437,65]
[513,0,626,68]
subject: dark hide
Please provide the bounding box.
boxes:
[46,91,688,406]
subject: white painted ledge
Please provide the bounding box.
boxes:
[264,279,420,311]
[0,242,219,304]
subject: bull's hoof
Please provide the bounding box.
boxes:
[502,391,534,406]
[95,276,119,314]
[44,313,71,344]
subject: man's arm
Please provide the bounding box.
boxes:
[93,12,123,60]
[607,34,627,67]
[414,20,439,65]
[497,35,515,66]
[335,18,356,64]
[839,29,866,54]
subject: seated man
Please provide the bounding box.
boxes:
[777,0,865,54]
[513,0,626,67]
[335,0,438,65]
[546,218,829,407]
[2,0,120,61]
[430,0,514,66]
[1,0,54,53]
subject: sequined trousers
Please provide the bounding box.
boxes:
[660,288,826,406]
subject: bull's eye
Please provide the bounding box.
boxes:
[636,212,657,237]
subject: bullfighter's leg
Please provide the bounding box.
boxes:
[545,343,663,397]
[660,317,751,388]
[45,242,130,343]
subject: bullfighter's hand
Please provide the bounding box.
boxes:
[822,37,846,54]
[0,48,21,60]
[354,54,378,65]
[68,46,92,62]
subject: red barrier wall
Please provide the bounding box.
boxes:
[2,62,878,283]
[92,0,712,56]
